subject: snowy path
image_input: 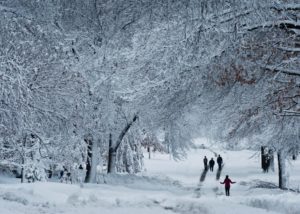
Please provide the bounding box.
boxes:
[0,147,300,214]
[145,147,300,214]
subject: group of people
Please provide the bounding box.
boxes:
[202,154,236,196]
[203,154,223,171]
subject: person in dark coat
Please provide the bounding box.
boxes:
[209,158,215,171]
[265,155,270,173]
[220,175,236,196]
[217,155,223,169]
[203,156,208,170]
[60,170,64,179]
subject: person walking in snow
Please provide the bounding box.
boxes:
[217,154,223,169]
[209,158,215,171]
[220,175,236,196]
[203,156,208,170]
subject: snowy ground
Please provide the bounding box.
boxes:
[1,145,300,214]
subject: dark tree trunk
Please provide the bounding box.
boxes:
[261,146,266,170]
[114,115,138,151]
[147,146,151,159]
[277,150,287,189]
[269,149,275,171]
[278,151,283,189]
[107,133,114,173]
[21,135,26,183]
[21,166,24,183]
[107,115,138,173]
[84,138,93,183]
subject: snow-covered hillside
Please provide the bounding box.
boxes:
[1,147,299,214]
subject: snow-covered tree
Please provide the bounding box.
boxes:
[1,1,299,187]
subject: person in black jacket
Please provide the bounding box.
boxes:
[209,158,215,171]
[217,155,223,169]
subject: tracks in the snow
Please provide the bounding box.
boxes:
[195,165,224,198]
[216,165,224,181]
[200,168,208,182]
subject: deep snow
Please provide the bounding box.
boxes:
[0,143,300,214]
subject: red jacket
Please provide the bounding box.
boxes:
[221,178,235,188]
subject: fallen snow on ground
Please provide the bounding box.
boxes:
[0,144,300,214]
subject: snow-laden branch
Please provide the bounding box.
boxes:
[271,4,300,12]
[113,114,139,152]
[246,20,300,33]
[263,65,300,77]
[278,47,300,52]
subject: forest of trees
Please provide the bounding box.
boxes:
[0,0,299,189]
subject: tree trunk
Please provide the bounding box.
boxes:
[21,166,25,183]
[90,140,98,183]
[107,115,138,174]
[84,138,93,183]
[277,150,288,189]
[147,146,151,159]
[261,146,265,169]
[21,136,26,183]
[269,149,275,172]
[108,150,117,173]
[107,133,115,173]
[114,115,138,151]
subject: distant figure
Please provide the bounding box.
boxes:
[60,168,66,182]
[61,167,72,183]
[66,172,72,184]
[264,156,270,173]
[209,158,215,171]
[60,170,64,179]
[78,164,85,183]
[217,155,223,169]
[203,156,208,170]
[220,175,236,196]
[47,169,52,179]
